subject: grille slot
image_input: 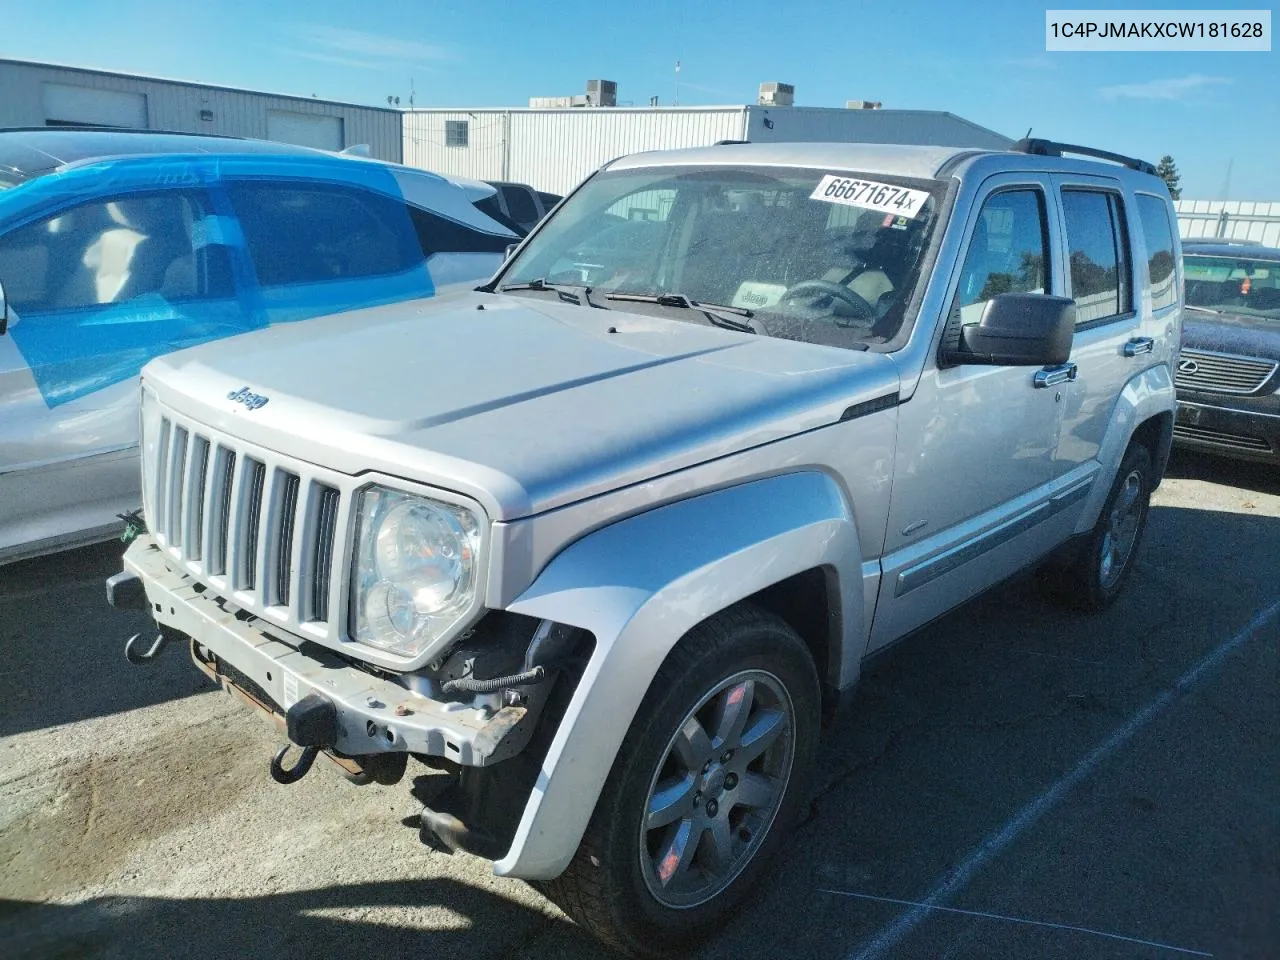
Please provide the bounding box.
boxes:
[167,427,189,548]
[1175,349,1278,395]
[154,418,172,537]
[310,485,341,622]
[187,437,210,560]
[241,459,266,590]
[1173,424,1272,452]
[210,449,236,576]
[273,472,301,608]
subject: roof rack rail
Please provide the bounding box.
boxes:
[1012,138,1156,176]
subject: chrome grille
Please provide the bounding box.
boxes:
[1175,349,1278,395]
[1173,424,1272,452]
[151,414,349,639]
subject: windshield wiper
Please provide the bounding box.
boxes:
[499,278,605,309]
[605,292,756,333]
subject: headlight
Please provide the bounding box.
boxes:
[350,487,483,659]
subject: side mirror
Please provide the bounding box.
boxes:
[944,293,1075,367]
[0,278,7,336]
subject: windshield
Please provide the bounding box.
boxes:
[501,164,946,347]
[1185,253,1280,321]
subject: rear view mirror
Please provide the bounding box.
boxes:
[944,293,1075,367]
[0,278,7,336]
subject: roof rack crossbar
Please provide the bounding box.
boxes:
[1012,138,1157,176]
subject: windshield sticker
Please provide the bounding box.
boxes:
[732,281,788,310]
[810,175,929,219]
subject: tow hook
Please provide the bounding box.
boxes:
[124,631,169,665]
[270,744,320,784]
[269,693,339,785]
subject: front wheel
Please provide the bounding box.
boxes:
[541,605,819,957]
[1039,442,1153,611]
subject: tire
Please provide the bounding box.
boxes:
[1038,442,1153,612]
[540,605,820,958]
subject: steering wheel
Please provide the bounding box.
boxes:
[779,280,877,325]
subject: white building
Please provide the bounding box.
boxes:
[403,87,1012,196]
[0,59,402,161]
[1176,200,1280,247]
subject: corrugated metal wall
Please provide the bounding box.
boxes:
[403,108,746,195]
[745,107,1012,149]
[1176,200,1280,247]
[0,60,402,162]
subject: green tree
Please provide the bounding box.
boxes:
[1156,155,1182,200]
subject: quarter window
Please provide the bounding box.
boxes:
[1135,194,1178,310]
[955,189,1049,321]
[501,185,538,225]
[1061,190,1132,324]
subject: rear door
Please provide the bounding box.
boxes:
[1051,176,1145,473]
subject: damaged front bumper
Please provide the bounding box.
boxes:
[111,538,545,770]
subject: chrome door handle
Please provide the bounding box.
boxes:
[1033,362,1078,388]
[1124,337,1155,357]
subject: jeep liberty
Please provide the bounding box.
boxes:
[108,138,1182,957]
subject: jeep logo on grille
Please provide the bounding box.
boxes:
[227,386,270,410]
[1177,358,1200,375]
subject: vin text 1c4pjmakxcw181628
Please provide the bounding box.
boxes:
[107,138,1182,958]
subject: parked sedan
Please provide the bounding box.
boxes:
[1174,240,1280,463]
[0,127,520,564]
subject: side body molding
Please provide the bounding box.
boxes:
[496,471,863,879]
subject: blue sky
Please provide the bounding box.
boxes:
[3,0,1276,197]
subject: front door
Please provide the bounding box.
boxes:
[0,187,250,555]
[871,175,1067,649]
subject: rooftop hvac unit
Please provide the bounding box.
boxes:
[846,100,883,110]
[529,96,575,109]
[586,80,617,107]
[758,82,795,106]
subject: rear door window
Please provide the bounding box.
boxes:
[225,181,423,287]
[1061,190,1132,324]
[1135,194,1178,311]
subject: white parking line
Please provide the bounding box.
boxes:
[822,889,1213,957]
[840,596,1280,960]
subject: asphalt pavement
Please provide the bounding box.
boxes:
[2,449,1277,960]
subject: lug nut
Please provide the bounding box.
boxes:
[706,799,719,817]
[721,751,733,764]
[702,760,712,774]
[724,773,738,790]
[693,791,703,806]
[738,827,752,843]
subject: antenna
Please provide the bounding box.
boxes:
[674,60,681,106]
[1023,126,1032,139]
[1219,157,1233,200]
[409,77,416,109]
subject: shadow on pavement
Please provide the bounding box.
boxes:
[0,540,211,738]
[1,878,601,960]
[1165,447,1280,495]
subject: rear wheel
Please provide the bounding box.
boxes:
[1039,442,1153,611]
[541,605,819,958]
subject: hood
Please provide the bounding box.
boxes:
[1183,308,1280,360]
[142,292,900,520]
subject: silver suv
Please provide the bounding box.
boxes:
[107,139,1181,957]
